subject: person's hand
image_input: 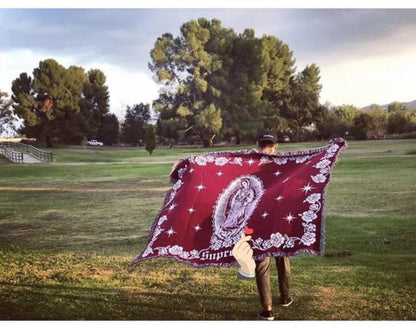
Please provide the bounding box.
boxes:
[232,233,255,275]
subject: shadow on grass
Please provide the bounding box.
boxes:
[0,281,262,320]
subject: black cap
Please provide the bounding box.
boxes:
[257,130,277,143]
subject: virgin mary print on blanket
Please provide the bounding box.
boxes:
[132,138,346,267]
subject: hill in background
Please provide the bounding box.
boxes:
[362,99,416,111]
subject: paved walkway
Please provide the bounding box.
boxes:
[22,153,42,163]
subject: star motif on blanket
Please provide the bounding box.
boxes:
[188,207,196,214]
[195,184,206,191]
[275,195,284,201]
[274,170,282,177]
[166,227,176,237]
[284,213,296,223]
[168,202,177,212]
[247,158,255,166]
[194,225,202,232]
[216,171,223,177]
[300,183,315,194]
[261,212,270,219]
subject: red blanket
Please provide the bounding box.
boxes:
[132,139,346,267]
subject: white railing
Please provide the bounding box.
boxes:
[0,142,53,162]
[0,144,24,163]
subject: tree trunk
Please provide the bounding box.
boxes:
[203,139,210,147]
[235,132,241,145]
[45,135,54,148]
[295,127,300,143]
[203,134,216,147]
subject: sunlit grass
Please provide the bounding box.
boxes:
[0,139,415,320]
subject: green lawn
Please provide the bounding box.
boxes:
[0,139,415,320]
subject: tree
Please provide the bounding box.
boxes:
[120,103,151,146]
[333,105,359,129]
[144,124,156,155]
[315,104,340,139]
[220,29,264,144]
[194,103,222,146]
[151,18,323,145]
[11,59,111,146]
[150,18,235,146]
[258,35,296,136]
[387,102,409,134]
[409,108,416,124]
[12,60,79,146]
[81,69,110,139]
[219,31,295,144]
[0,91,19,137]
[56,65,89,144]
[352,112,376,140]
[279,64,323,141]
[97,113,119,145]
[407,108,416,133]
[12,67,56,147]
[365,105,388,138]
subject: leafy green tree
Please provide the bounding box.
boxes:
[81,69,110,139]
[280,64,323,141]
[97,113,119,145]
[194,103,222,146]
[57,65,89,144]
[219,29,263,144]
[120,103,151,146]
[387,102,408,114]
[352,112,376,140]
[151,18,323,145]
[11,59,111,146]
[409,108,416,122]
[12,60,77,146]
[387,102,409,134]
[150,18,236,146]
[220,30,293,143]
[315,104,341,139]
[366,105,388,137]
[408,109,416,133]
[333,105,359,129]
[259,35,296,136]
[144,124,156,155]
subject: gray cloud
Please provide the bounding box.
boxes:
[1,9,416,72]
[284,10,416,57]
[0,9,157,69]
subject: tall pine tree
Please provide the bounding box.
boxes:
[11,59,110,146]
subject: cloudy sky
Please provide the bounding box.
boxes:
[1,5,416,120]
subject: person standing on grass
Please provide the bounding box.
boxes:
[232,130,293,321]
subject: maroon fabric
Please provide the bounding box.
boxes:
[132,139,346,267]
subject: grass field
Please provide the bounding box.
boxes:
[0,139,415,320]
